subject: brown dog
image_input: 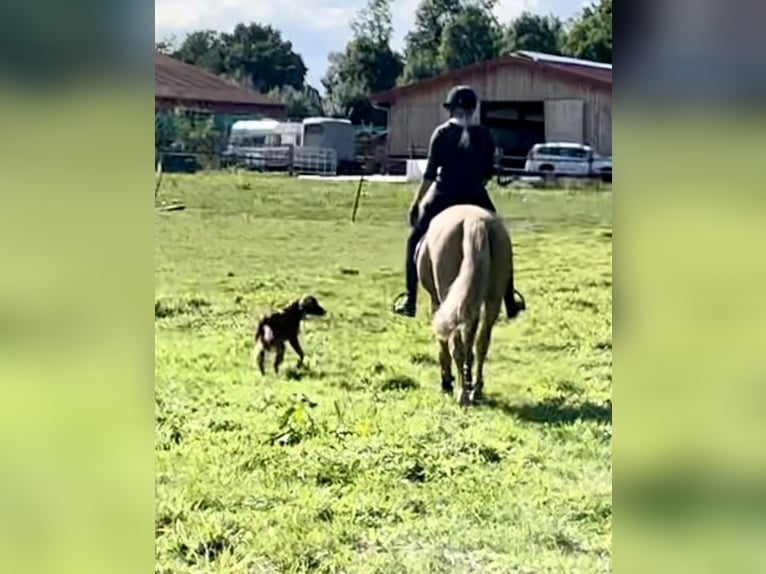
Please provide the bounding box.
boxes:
[253,295,326,375]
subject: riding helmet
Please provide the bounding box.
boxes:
[443,85,478,111]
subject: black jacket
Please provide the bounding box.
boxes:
[422,119,496,200]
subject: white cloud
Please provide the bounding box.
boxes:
[155,0,354,39]
[493,0,541,24]
[154,0,582,89]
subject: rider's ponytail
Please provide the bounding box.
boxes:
[459,123,470,148]
[452,109,473,149]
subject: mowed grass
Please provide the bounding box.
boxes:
[155,172,612,573]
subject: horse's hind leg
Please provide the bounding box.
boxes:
[462,316,479,390]
[431,297,454,394]
[438,339,454,394]
[449,331,471,407]
[475,299,502,401]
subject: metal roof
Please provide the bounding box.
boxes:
[515,51,612,70]
[155,53,284,110]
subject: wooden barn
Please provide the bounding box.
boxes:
[155,53,285,118]
[371,51,611,164]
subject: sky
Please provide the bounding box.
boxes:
[155,0,587,90]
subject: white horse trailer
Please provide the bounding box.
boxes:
[275,122,303,147]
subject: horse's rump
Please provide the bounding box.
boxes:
[423,204,510,340]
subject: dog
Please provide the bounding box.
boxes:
[253,294,326,375]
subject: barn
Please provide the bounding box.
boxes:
[155,53,285,119]
[371,51,612,166]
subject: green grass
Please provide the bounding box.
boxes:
[155,172,612,573]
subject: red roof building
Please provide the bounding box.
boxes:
[155,53,285,118]
[371,52,612,158]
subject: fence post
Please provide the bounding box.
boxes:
[288,144,295,177]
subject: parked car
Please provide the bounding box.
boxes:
[524,142,612,182]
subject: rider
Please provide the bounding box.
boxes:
[392,84,524,319]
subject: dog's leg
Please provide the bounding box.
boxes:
[274,342,285,374]
[287,335,305,367]
[256,347,266,376]
[252,338,267,376]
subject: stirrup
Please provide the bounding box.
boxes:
[392,292,415,316]
[391,292,408,312]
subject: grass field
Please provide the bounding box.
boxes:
[155,172,612,573]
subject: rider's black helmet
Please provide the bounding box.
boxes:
[443,85,478,112]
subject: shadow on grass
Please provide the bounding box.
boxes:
[479,395,611,425]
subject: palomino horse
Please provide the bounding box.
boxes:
[416,203,517,406]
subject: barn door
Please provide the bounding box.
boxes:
[545,99,585,143]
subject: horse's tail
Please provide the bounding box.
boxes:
[432,217,490,340]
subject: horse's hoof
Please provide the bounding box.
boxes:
[459,390,472,408]
[441,382,454,395]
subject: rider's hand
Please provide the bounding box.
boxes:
[408,202,420,226]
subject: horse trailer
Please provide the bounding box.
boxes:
[301,117,356,174]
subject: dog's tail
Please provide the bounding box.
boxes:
[432,217,490,340]
[254,317,265,341]
[254,316,274,345]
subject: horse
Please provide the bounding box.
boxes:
[415,203,520,406]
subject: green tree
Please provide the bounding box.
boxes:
[222,23,307,92]
[155,109,227,168]
[503,11,564,55]
[400,0,463,83]
[172,30,228,75]
[267,85,324,120]
[322,0,402,124]
[155,38,175,55]
[170,24,307,92]
[563,0,612,63]
[351,0,395,45]
[440,5,502,70]
[400,0,500,83]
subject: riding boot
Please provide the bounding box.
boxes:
[393,229,420,317]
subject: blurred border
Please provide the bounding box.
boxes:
[0,1,155,573]
[615,1,766,573]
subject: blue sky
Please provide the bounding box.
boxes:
[155,0,586,90]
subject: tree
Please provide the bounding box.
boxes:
[351,0,395,45]
[503,12,564,56]
[440,6,501,70]
[563,0,612,63]
[400,0,463,83]
[322,0,402,124]
[155,38,175,55]
[400,0,500,83]
[267,85,324,120]
[172,30,228,75]
[155,108,228,168]
[169,24,307,92]
[222,23,307,92]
